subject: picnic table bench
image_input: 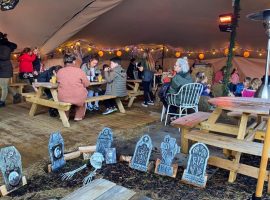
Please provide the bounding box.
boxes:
[127,79,143,107]
[172,97,270,198]
[23,82,125,128]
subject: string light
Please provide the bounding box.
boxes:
[56,41,266,58]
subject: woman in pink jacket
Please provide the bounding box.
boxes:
[57,53,90,121]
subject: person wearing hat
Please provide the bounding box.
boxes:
[57,53,90,121]
[0,32,21,107]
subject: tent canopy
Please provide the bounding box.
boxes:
[0,0,269,54]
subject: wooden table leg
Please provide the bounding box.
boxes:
[29,87,43,117]
[115,98,125,113]
[228,113,249,182]
[128,83,140,108]
[255,118,270,198]
[50,89,70,128]
[181,128,189,154]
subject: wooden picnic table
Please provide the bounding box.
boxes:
[126,79,143,107]
[24,81,125,128]
[172,97,270,198]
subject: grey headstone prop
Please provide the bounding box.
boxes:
[182,143,209,187]
[0,146,25,193]
[96,128,113,157]
[130,135,153,172]
[105,148,117,164]
[48,132,66,172]
[83,152,104,185]
[155,135,180,177]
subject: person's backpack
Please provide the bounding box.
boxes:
[158,82,171,101]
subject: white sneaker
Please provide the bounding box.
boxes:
[102,108,114,115]
[141,103,148,107]
[147,101,154,106]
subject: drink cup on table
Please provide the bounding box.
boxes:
[98,75,103,82]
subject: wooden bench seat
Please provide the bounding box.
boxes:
[171,111,211,129]
[85,95,116,103]
[227,111,257,119]
[22,92,36,98]
[171,112,211,153]
[9,83,28,94]
[185,130,267,157]
[25,96,71,111]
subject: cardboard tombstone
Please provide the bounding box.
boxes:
[155,135,180,177]
[182,143,209,187]
[48,132,66,172]
[130,135,153,172]
[96,128,113,157]
[105,148,116,164]
[0,146,26,194]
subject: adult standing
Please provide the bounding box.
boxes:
[18,47,36,84]
[0,32,21,107]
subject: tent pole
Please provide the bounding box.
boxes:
[223,0,241,96]
[161,44,165,69]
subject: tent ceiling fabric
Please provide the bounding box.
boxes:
[0,0,123,54]
[0,0,270,53]
[71,0,270,50]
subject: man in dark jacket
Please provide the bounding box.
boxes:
[0,32,21,107]
[127,58,136,79]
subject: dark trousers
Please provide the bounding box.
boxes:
[142,81,154,104]
[104,99,116,109]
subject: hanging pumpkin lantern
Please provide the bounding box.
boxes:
[198,53,205,60]
[116,50,122,57]
[175,52,181,58]
[243,51,250,58]
[224,48,229,56]
[98,51,104,57]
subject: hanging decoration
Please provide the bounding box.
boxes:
[224,48,229,56]
[50,39,267,60]
[198,53,205,60]
[175,52,181,58]
[116,50,122,57]
[243,51,250,58]
[98,50,104,57]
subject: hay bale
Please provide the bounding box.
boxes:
[212,83,224,97]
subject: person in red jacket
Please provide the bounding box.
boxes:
[18,47,36,84]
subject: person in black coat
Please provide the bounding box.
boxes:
[127,58,136,79]
[0,32,21,107]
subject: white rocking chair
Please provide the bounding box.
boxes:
[161,83,203,125]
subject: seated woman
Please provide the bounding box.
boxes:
[57,53,90,121]
[164,57,193,120]
[81,54,100,111]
